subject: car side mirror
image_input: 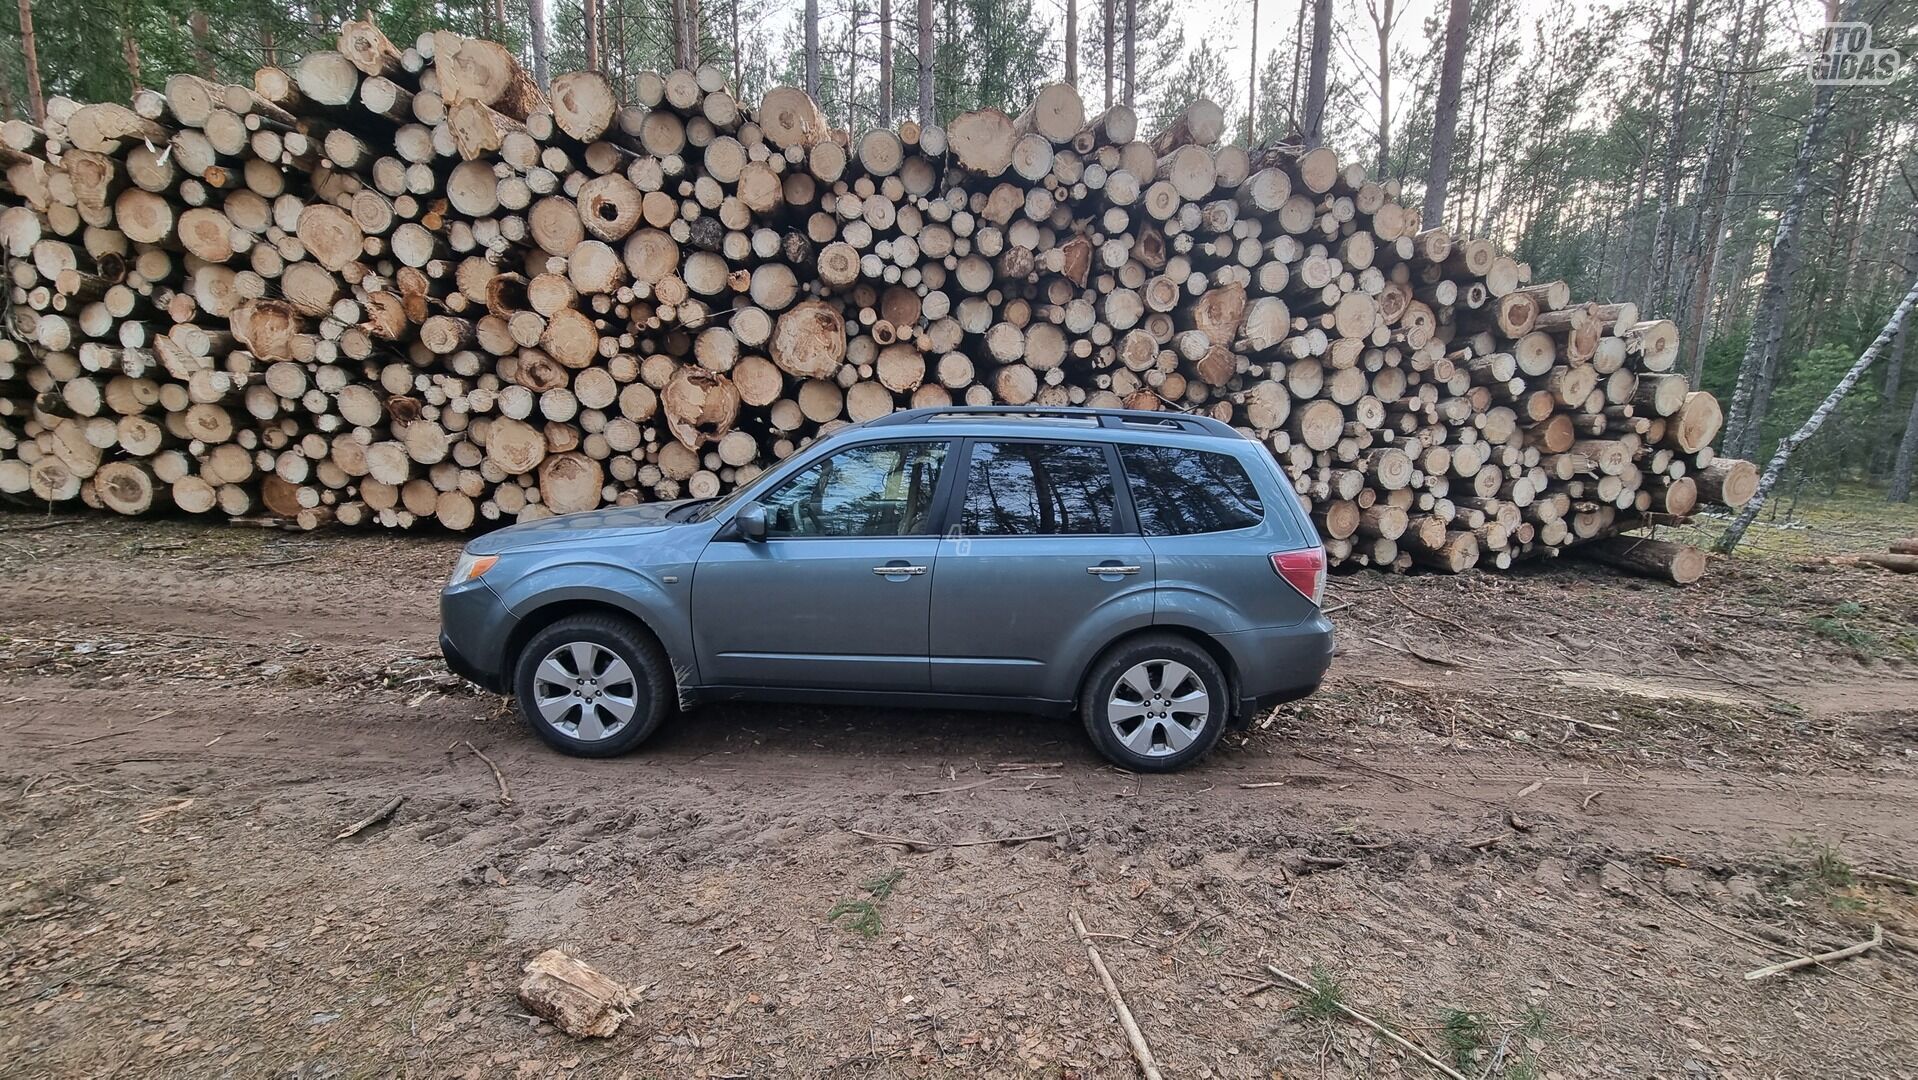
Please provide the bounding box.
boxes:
[735,501,768,542]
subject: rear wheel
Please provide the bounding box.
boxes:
[513,614,673,757]
[1078,634,1230,772]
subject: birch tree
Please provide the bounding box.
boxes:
[1718,275,1918,551]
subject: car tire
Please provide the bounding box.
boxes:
[1078,634,1230,772]
[513,614,674,758]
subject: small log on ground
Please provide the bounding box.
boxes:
[516,948,637,1038]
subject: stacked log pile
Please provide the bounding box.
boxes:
[0,24,1754,571]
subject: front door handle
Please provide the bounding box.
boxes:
[1088,565,1142,575]
[872,565,928,576]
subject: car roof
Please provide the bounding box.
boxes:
[853,406,1245,442]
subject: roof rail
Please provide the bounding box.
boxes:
[862,405,1241,438]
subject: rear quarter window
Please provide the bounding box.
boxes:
[1119,445,1265,535]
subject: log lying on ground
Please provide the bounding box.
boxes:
[1824,553,1918,574]
[1578,536,1708,586]
[0,23,1751,578]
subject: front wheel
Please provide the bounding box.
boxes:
[1078,634,1230,772]
[513,615,673,758]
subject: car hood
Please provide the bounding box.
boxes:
[464,501,701,555]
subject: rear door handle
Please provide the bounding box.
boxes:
[1088,565,1141,575]
[873,565,928,576]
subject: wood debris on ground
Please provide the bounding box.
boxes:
[516,947,637,1039]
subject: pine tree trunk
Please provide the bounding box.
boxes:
[1123,0,1137,107]
[585,0,600,71]
[1892,339,1918,502]
[1302,0,1331,148]
[1102,0,1114,108]
[529,0,552,88]
[1719,275,1918,551]
[1685,146,1742,382]
[191,11,213,78]
[1879,226,1917,485]
[1671,0,1743,369]
[617,0,631,98]
[1798,126,1860,357]
[805,0,821,98]
[1880,300,1910,471]
[1463,13,1500,233]
[1616,2,1674,305]
[917,0,933,120]
[1245,0,1258,141]
[123,27,141,91]
[880,0,894,124]
[1421,0,1471,229]
[1065,0,1078,88]
[1723,72,1841,459]
[1646,0,1699,313]
[1686,3,1762,381]
[1288,0,1307,130]
[672,0,700,70]
[732,0,743,92]
[846,0,860,128]
[1373,0,1392,175]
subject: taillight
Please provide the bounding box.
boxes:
[1271,548,1325,606]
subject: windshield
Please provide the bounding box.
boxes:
[689,481,757,523]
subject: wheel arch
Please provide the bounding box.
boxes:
[1078,624,1242,714]
[502,597,685,694]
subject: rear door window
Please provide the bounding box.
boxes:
[960,441,1119,535]
[1119,445,1265,535]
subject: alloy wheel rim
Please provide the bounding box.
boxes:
[1105,659,1210,757]
[532,641,639,741]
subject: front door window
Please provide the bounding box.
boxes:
[758,442,950,538]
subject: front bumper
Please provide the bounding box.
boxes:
[439,578,517,693]
[440,630,504,693]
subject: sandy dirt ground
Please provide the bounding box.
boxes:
[2,512,1915,1079]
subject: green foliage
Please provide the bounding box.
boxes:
[1247,48,1296,146]
[773,0,1050,127]
[826,866,905,937]
[1289,965,1346,1021]
[862,867,905,899]
[1076,0,1180,117]
[1439,1007,1488,1070]
[1805,604,1882,656]
[826,898,883,936]
[1518,1003,1551,1041]
[1792,838,1854,891]
[1144,37,1235,136]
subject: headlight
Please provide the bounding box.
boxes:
[447,551,498,586]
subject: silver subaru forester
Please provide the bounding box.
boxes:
[441,406,1333,772]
